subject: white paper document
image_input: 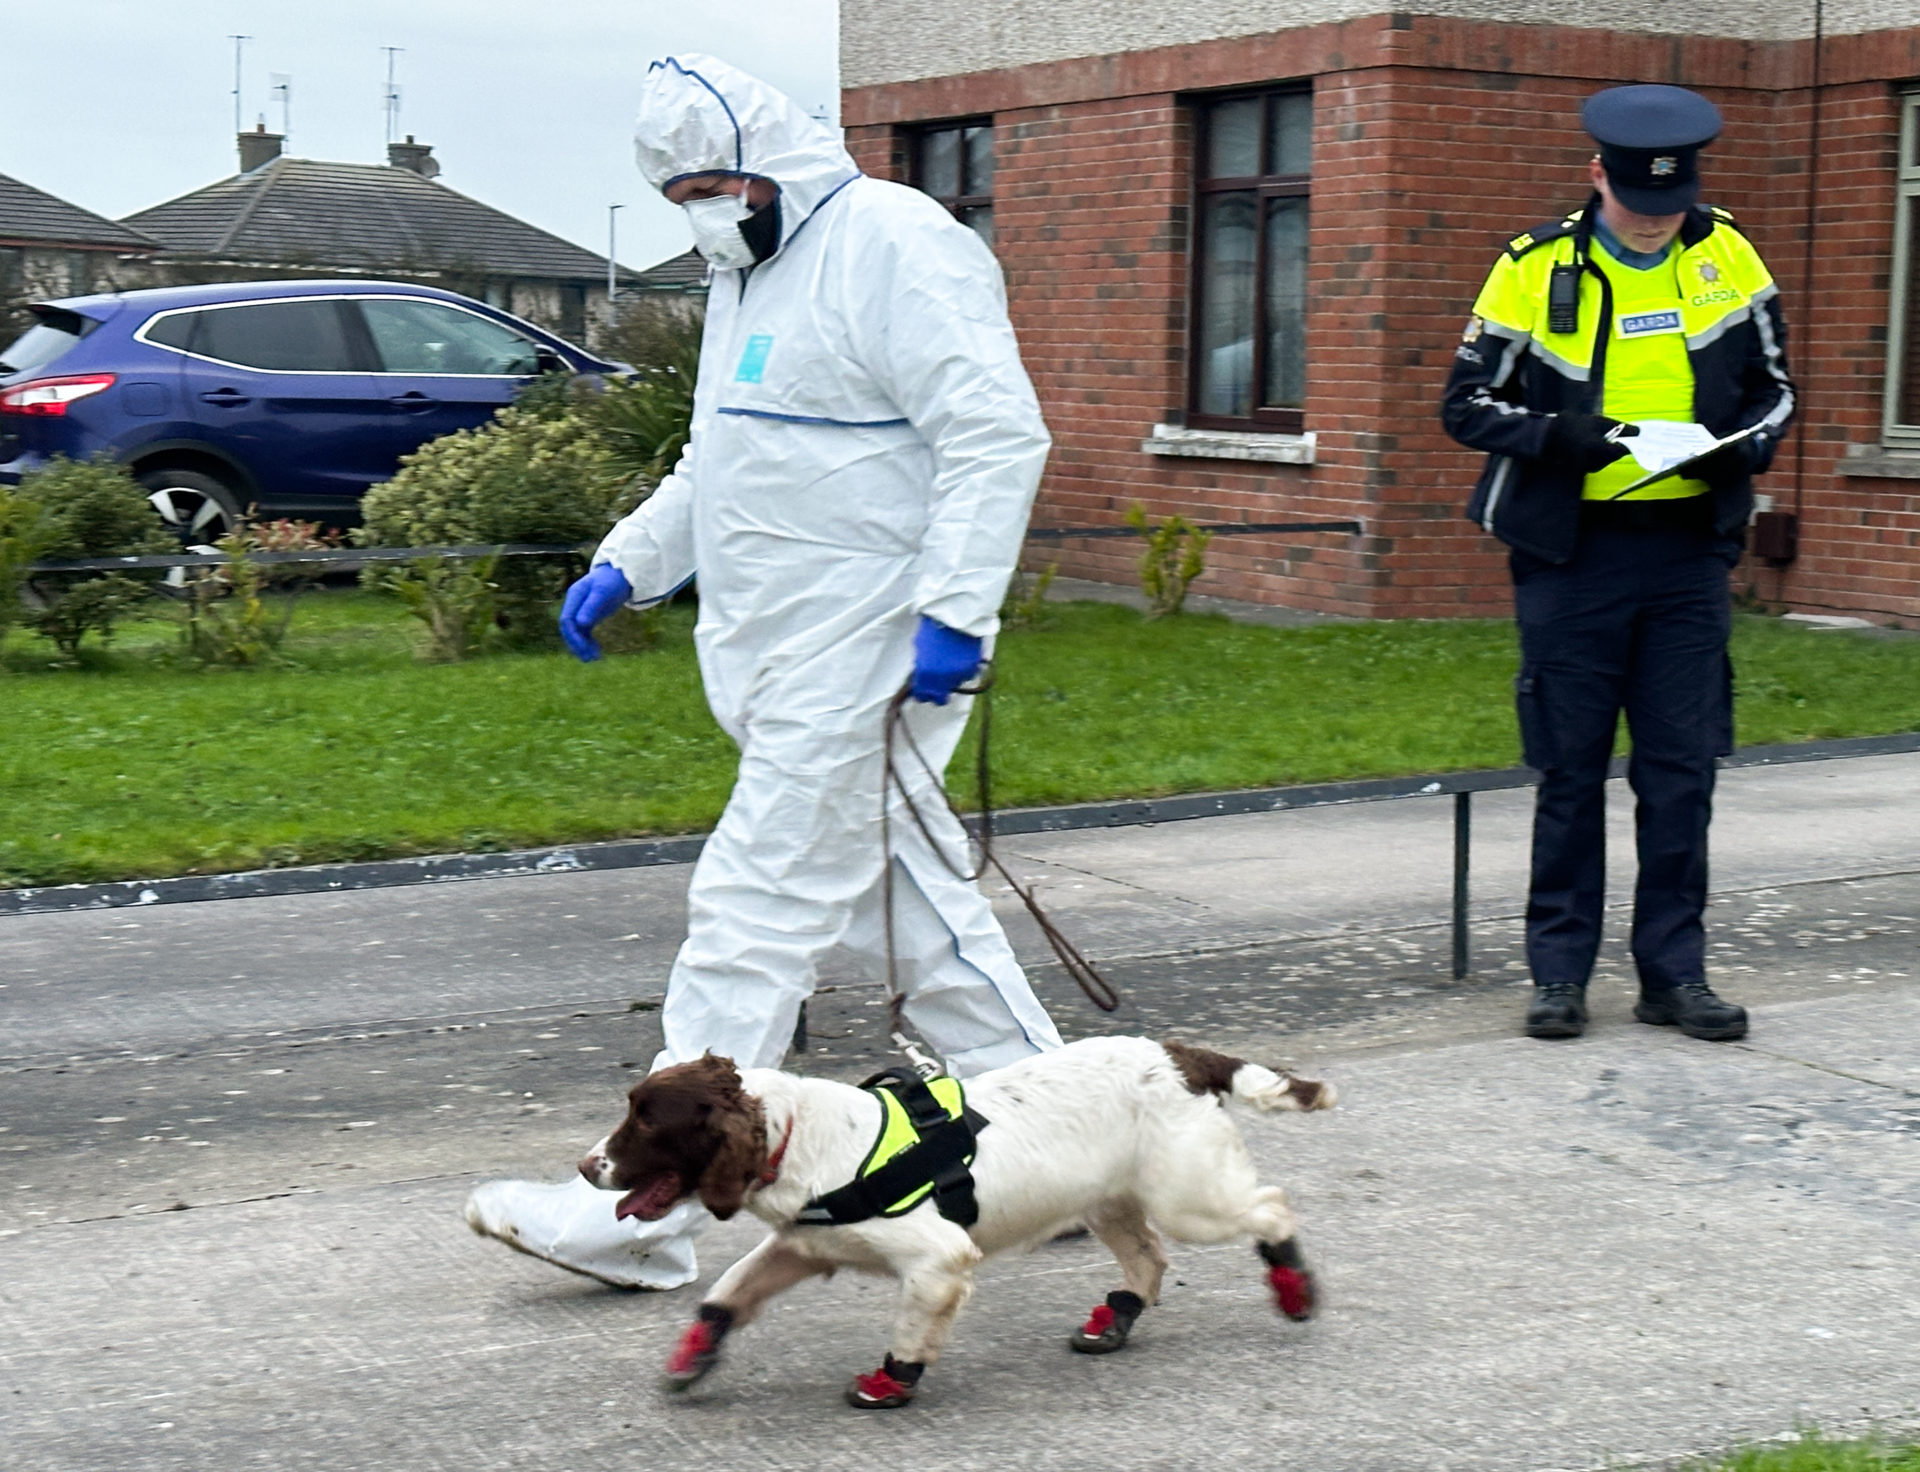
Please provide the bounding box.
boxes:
[1610,419,1771,496]
[1621,420,1720,475]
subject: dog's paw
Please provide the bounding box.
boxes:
[845,1359,920,1409]
[1069,1305,1130,1355]
[662,1319,723,1393]
[1069,1290,1145,1354]
[1268,1263,1316,1322]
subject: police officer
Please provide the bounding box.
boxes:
[1441,84,1795,1041]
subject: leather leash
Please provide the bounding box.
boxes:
[879,673,1120,1048]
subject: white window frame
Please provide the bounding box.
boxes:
[1881,88,1920,446]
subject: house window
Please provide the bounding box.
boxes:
[1884,89,1920,443]
[910,120,993,246]
[1190,87,1312,434]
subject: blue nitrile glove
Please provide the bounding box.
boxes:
[909,615,984,705]
[558,564,632,663]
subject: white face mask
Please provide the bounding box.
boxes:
[684,191,758,270]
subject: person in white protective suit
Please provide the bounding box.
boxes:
[463,55,1064,1289]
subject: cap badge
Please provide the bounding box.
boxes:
[1650,155,1678,177]
[1699,261,1722,283]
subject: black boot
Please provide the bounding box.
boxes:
[1525,983,1588,1039]
[1634,981,1748,1041]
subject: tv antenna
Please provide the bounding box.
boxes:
[382,47,404,144]
[228,34,251,135]
[270,74,292,140]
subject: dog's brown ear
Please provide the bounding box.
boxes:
[694,1099,766,1220]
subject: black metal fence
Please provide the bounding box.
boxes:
[23,519,1366,575]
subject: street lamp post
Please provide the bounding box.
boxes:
[607,204,625,310]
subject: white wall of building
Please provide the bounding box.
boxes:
[842,0,1920,89]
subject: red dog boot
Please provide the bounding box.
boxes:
[845,1354,924,1409]
[662,1304,734,1392]
[1069,1289,1145,1354]
[1259,1238,1316,1322]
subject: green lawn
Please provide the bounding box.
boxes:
[4,588,1920,888]
[1692,1434,1920,1471]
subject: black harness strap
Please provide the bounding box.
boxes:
[795,1068,990,1229]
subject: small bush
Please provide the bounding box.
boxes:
[356,397,640,654]
[593,300,701,486]
[18,456,175,659]
[383,553,501,664]
[0,481,54,645]
[1000,561,1058,630]
[1125,503,1213,619]
[354,301,701,660]
[178,517,337,666]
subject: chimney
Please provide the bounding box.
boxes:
[238,121,284,173]
[387,135,441,179]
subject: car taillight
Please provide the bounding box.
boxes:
[0,373,118,416]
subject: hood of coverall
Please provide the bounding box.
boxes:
[635,54,860,261]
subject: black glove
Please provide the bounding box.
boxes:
[1693,430,1771,491]
[1544,413,1633,472]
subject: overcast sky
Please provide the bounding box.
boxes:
[0,0,839,272]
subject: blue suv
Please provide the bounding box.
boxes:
[0,279,623,541]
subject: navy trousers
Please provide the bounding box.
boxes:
[1510,526,1736,993]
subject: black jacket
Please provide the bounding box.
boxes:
[1440,198,1795,562]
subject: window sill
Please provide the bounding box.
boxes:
[1141,424,1316,465]
[1838,445,1920,479]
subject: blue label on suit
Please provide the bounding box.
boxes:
[735,334,774,382]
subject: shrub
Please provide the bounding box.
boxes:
[593,299,702,485]
[0,481,54,645]
[1000,561,1058,630]
[178,517,337,666]
[595,296,703,382]
[355,300,701,661]
[379,553,500,663]
[17,456,175,659]
[1125,504,1213,620]
[356,397,640,655]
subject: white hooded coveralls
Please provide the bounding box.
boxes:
[601,56,1064,1085]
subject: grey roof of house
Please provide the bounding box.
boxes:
[630,248,709,292]
[0,172,158,250]
[122,158,629,282]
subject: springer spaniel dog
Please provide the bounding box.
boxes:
[578,1035,1335,1409]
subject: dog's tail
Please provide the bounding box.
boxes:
[1232,1062,1336,1113]
[1163,1039,1336,1112]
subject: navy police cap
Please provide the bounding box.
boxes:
[1581,84,1722,215]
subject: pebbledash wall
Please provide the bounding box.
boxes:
[841,0,1920,623]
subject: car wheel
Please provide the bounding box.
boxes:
[137,469,242,590]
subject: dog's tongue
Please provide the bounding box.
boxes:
[615,1174,682,1222]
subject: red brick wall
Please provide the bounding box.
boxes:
[844,16,1920,623]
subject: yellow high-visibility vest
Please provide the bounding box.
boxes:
[1467,207,1778,503]
[1584,245,1708,502]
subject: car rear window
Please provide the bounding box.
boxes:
[0,309,97,377]
[148,299,361,372]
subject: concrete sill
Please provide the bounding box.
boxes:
[1838,445,1920,479]
[1142,424,1316,464]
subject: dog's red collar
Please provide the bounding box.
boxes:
[756,1117,794,1188]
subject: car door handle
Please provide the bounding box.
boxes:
[199,389,251,407]
[389,392,440,411]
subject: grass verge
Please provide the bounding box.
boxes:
[5,591,1920,887]
[1688,1432,1920,1470]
